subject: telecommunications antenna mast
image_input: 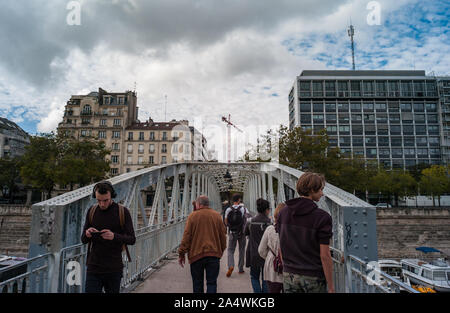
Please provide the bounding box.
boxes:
[348,23,356,70]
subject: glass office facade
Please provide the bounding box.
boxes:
[289,71,444,169]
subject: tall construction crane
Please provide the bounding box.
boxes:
[221,114,243,163]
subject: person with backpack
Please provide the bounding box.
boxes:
[224,193,249,277]
[81,181,136,293]
[258,202,286,293]
[244,198,271,293]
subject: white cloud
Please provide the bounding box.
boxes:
[0,0,449,160]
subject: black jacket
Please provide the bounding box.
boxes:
[245,213,272,268]
[81,202,136,273]
[275,197,332,278]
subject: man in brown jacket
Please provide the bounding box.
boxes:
[178,195,227,293]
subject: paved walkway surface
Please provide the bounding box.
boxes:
[132,237,253,293]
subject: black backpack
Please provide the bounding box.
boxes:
[228,206,244,232]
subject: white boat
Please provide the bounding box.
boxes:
[401,258,450,292]
[378,259,403,280]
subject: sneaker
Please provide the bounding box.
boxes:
[226,266,234,277]
[238,270,245,274]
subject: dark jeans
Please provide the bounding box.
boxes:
[250,266,268,293]
[85,272,123,293]
[190,256,220,293]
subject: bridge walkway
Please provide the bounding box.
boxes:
[133,236,253,293]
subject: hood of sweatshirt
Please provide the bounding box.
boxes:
[285,197,318,216]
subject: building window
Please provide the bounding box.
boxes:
[353,137,364,146]
[119,97,124,105]
[404,137,415,146]
[326,114,337,123]
[128,132,133,140]
[325,102,336,112]
[114,119,121,126]
[378,137,389,146]
[149,144,155,153]
[127,144,133,153]
[365,137,377,146]
[313,114,324,123]
[366,148,377,158]
[150,132,155,140]
[363,114,375,123]
[98,131,106,139]
[391,137,402,146]
[427,114,438,123]
[81,105,92,115]
[413,102,424,112]
[110,168,119,175]
[113,131,121,139]
[428,125,439,135]
[162,132,168,141]
[139,132,144,140]
[352,125,363,135]
[111,155,119,164]
[325,81,336,96]
[127,156,132,164]
[299,81,311,97]
[401,102,412,111]
[390,125,401,135]
[415,125,426,135]
[161,156,167,164]
[350,102,361,111]
[162,144,167,153]
[339,136,351,146]
[100,119,107,126]
[379,149,390,157]
[375,102,387,111]
[389,114,400,123]
[313,81,323,97]
[338,114,349,124]
[138,156,143,164]
[301,114,312,123]
[112,143,120,151]
[363,102,374,111]
[365,125,376,135]
[149,156,154,164]
[81,118,91,125]
[338,102,349,112]
[138,144,144,153]
[313,102,323,112]
[326,125,337,134]
[388,101,399,112]
[426,102,437,112]
[403,125,414,135]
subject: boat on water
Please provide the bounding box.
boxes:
[378,259,403,280]
[401,258,450,292]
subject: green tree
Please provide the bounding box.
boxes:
[55,134,111,190]
[20,133,111,200]
[389,170,417,207]
[0,156,22,203]
[368,168,392,204]
[20,133,58,199]
[419,165,450,207]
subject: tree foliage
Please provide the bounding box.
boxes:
[419,165,450,206]
[19,133,111,198]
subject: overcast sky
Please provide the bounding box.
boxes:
[0,0,449,161]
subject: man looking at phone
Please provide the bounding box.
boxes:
[81,181,136,293]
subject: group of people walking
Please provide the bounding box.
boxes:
[80,171,334,294]
[178,171,335,294]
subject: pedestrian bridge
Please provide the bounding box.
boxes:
[0,162,417,293]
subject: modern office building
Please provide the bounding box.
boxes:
[437,77,450,165]
[0,117,30,158]
[289,70,443,169]
[57,88,208,176]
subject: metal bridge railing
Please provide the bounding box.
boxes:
[0,253,53,293]
[58,218,186,293]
